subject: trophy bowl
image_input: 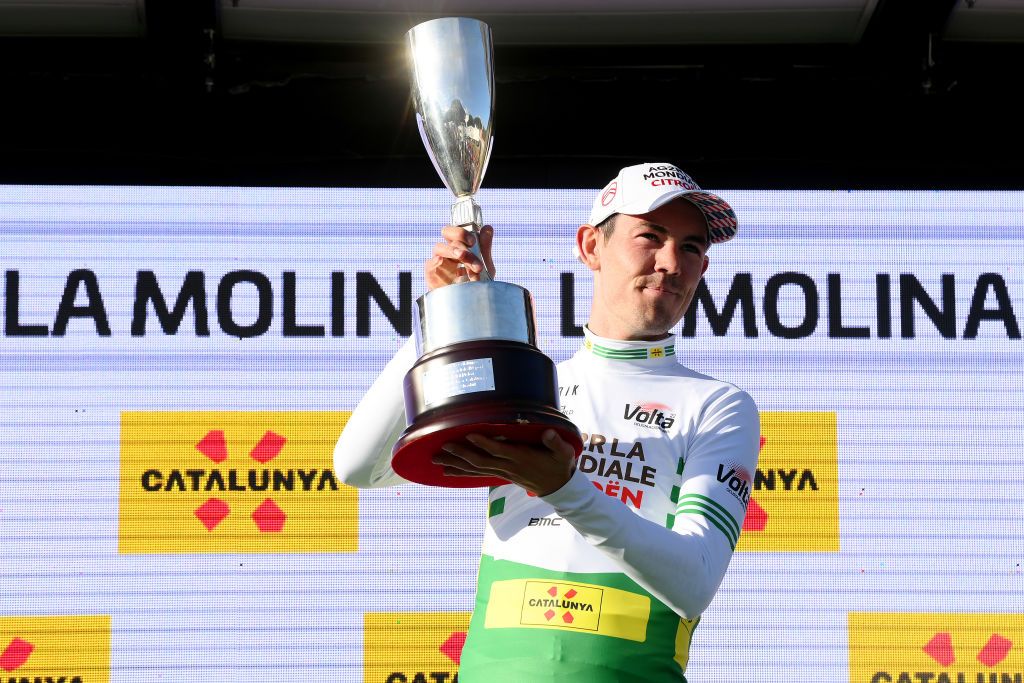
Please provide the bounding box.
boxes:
[390,17,583,487]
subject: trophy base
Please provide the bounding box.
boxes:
[391,402,584,488]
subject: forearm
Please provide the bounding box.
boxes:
[333,338,417,488]
[542,470,734,619]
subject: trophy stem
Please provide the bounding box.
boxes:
[452,196,492,281]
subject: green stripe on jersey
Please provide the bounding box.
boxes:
[585,339,675,361]
[489,497,506,517]
[676,505,737,550]
[676,493,740,549]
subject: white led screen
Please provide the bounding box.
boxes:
[0,185,1021,682]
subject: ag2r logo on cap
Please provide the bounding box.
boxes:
[601,181,618,207]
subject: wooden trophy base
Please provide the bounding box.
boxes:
[392,403,583,487]
[391,340,583,487]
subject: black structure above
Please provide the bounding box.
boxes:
[0,0,1021,189]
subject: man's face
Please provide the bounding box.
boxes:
[580,198,710,341]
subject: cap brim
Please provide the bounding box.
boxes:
[617,189,738,244]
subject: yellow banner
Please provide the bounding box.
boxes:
[736,411,839,552]
[364,612,471,683]
[119,411,358,553]
[484,579,650,642]
[849,612,1024,682]
[0,616,110,682]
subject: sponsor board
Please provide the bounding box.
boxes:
[0,616,110,683]
[735,411,839,552]
[119,411,357,553]
[484,579,650,642]
[849,612,1024,683]
[364,612,471,683]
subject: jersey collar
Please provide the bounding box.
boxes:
[579,326,679,367]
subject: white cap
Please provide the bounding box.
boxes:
[587,162,738,244]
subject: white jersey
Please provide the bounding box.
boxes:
[335,327,760,682]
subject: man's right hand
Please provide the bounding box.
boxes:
[424,224,495,290]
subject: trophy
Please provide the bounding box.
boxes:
[390,16,584,487]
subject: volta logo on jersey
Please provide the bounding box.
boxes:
[849,612,1024,683]
[715,462,753,508]
[119,411,358,553]
[623,402,676,431]
[363,612,471,683]
[0,616,110,682]
[734,411,839,552]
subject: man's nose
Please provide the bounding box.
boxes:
[655,244,681,274]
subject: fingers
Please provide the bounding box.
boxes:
[440,224,475,244]
[478,225,496,277]
[424,225,491,289]
[541,429,576,459]
[431,240,483,274]
[433,442,509,478]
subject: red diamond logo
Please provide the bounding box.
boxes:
[564,589,577,599]
[562,612,574,624]
[439,632,466,665]
[742,437,768,532]
[547,586,557,597]
[190,426,294,538]
[194,498,230,531]
[196,430,228,463]
[743,498,768,532]
[978,634,1012,667]
[923,632,955,667]
[0,638,34,672]
[544,610,555,621]
[250,431,286,463]
[252,498,287,532]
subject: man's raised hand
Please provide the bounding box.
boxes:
[424,224,495,290]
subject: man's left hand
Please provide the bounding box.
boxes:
[432,429,577,497]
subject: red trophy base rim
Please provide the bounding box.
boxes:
[391,405,584,488]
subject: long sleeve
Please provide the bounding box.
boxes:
[541,389,760,619]
[333,339,418,488]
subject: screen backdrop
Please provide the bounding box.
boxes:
[0,186,1021,682]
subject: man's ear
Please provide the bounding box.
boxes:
[576,224,602,271]
[701,255,709,276]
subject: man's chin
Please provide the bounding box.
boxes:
[625,316,679,341]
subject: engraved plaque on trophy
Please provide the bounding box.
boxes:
[391,17,583,487]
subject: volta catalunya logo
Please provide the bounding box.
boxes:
[0,638,32,674]
[0,616,111,683]
[364,612,471,683]
[187,428,292,533]
[736,411,840,552]
[849,613,1023,682]
[119,411,358,553]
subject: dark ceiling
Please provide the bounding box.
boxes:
[1,0,1022,189]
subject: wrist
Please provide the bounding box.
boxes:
[535,465,577,498]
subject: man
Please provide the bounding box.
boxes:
[335,162,760,681]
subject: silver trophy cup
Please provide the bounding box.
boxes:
[391,17,583,488]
